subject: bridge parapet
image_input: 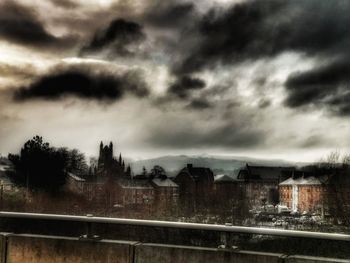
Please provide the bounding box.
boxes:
[0,234,348,263]
[0,212,349,262]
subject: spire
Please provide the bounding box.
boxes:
[119,153,122,164]
[126,165,131,176]
[99,141,103,157]
[109,141,113,156]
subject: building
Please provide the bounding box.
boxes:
[0,175,16,193]
[213,174,246,219]
[0,162,17,193]
[114,177,154,214]
[67,172,118,207]
[174,164,214,214]
[214,174,239,204]
[237,164,295,209]
[151,177,179,215]
[67,173,86,194]
[114,171,179,216]
[279,175,328,214]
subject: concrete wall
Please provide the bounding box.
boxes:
[134,243,283,263]
[5,234,135,263]
[285,256,350,263]
[0,233,348,263]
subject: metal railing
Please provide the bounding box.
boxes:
[0,211,349,242]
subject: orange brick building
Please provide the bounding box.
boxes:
[279,176,328,214]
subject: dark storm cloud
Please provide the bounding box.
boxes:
[144,1,196,28]
[81,19,145,57]
[0,1,77,49]
[168,76,206,98]
[14,68,149,102]
[50,0,78,9]
[174,0,350,74]
[285,57,350,116]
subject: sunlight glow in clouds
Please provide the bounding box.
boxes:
[98,0,112,7]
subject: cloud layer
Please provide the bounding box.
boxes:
[2,0,350,160]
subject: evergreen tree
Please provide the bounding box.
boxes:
[8,136,67,192]
[7,136,88,192]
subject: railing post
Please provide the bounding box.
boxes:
[219,232,238,250]
[0,234,10,263]
[79,214,101,241]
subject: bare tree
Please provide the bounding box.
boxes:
[318,150,340,169]
[320,151,350,225]
[342,154,350,168]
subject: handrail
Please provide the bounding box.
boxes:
[0,211,349,242]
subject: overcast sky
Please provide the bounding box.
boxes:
[1,0,350,162]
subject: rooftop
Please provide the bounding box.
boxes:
[238,164,295,182]
[118,178,153,189]
[152,178,178,187]
[177,164,214,181]
[214,174,236,183]
[279,176,326,186]
[67,173,86,182]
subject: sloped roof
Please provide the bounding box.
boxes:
[214,174,236,183]
[68,173,86,182]
[279,176,324,186]
[239,164,295,182]
[118,178,153,189]
[152,178,178,187]
[177,165,214,182]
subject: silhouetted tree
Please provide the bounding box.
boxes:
[8,136,70,192]
[150,165,167,179]
[126,165,131,176]
[269,188,280,206]
[64,148,88,176]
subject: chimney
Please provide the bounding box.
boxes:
[187,164,193,169]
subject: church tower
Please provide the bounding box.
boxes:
[97,141,127,178]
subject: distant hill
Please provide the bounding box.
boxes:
[130,155,299,176]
